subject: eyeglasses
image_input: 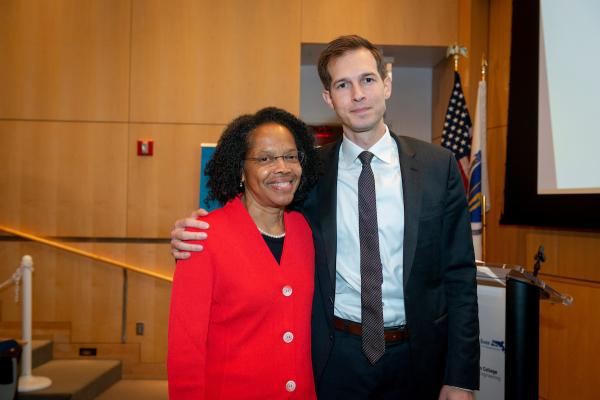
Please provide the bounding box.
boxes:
[245,150,305,166]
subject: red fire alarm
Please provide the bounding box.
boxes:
[137,140,154,156]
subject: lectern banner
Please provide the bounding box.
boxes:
[476,278,506,400]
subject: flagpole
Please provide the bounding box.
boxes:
[481,56,488,262]
[482,195,487,261]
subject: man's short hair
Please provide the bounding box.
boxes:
[317,35,388,90]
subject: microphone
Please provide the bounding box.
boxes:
[533,245,546,277]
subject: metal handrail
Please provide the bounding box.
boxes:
[0,226,172,282]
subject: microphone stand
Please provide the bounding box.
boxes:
[533,245,546,277]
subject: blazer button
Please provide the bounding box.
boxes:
[282,285,293,297]
[286,380,296,392]
[283,331,294,343]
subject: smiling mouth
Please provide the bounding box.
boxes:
[267,180,295,191]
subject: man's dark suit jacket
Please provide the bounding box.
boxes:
[300,133,480,398]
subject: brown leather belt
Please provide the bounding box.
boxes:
[333,316,409,343]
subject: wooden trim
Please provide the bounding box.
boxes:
[0,226,172,282]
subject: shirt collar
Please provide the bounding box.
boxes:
[339,125,396,168]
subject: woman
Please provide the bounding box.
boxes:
[168,107,320,399]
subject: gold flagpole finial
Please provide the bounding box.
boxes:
[481,56,488,81]
[446,44,468,72]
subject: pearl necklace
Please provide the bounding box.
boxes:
[258,227,286,239]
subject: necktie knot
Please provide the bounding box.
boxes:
[358,151,374,166]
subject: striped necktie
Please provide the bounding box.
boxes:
[358,151,385,364]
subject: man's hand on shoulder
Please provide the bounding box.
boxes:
[170,209,210,260]
[438,385,474,400]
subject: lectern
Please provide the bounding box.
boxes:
[475,263,572,400]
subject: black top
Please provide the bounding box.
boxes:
[261,235,284,264]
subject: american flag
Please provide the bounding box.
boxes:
[442,71,472,190]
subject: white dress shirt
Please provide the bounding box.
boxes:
[334,127,406,327]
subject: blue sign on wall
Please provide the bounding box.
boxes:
[199,143,221,212]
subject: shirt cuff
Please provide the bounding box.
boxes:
[447,385,474,392]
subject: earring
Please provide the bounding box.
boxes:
[239,181,244,189]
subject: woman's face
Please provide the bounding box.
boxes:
[242,123,302,212]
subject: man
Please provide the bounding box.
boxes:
[171,35,479,399]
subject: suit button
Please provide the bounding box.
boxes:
[282,285,293,297]
[286,380,296,392]
[283,331,294,343]
[329,334,333,340]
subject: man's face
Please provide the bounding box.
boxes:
[322,48,391,140]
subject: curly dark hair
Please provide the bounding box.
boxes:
[204,107,320,208]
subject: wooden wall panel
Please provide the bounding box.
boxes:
[122,243,174,279]
[431,58,454,143]
[301,0,458,46]
[487,0,511,129]
[129,0,301,124]
[526,231,600,282]
[483,125,532,266]
[126,273,171,364]
[0,0,131,121]
[539,278,600,400]
[0,241,174,363]
[0,242,123,343]
[457,0,489,109]
[0,121,128,237]
[121,243,172,365]
[126,124,225,237]
[432,0,488,143]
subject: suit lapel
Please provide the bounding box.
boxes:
[391,134,422,287]
[317,140,341,288]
